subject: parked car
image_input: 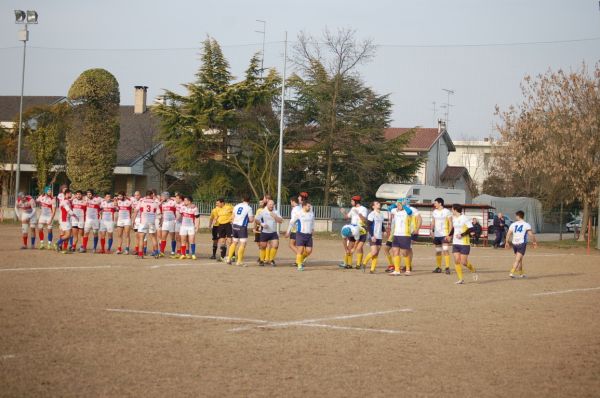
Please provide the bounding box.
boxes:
[565,218,582,232]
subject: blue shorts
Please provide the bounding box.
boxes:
[259,232,279,242]
[386,240,392,247]
[369,238,382,246]
[433,236,448,245]
[289,232,297,240]
[349,233,367,243]
[452,244,471,255]
[232,224,248,239]
[296,232,313,247]
[392,236,412,249]
[513,243,527,255]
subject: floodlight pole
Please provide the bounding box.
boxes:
[256,20,266,77]
[276,32,288,219]
[14,22,29,206]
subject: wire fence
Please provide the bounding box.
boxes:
[193,202,333,220]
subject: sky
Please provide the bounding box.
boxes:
[1,0,599,139]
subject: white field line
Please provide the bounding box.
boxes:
[227,308,413,332]
[1,354,16,360]
[0,265,117,272]
[105,308,269,324]
[302,323,407,334]
[531,287,600,297]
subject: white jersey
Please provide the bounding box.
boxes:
[131,197,141,222]
[137,197,160,224]
[71,198,87,222]
[117,198,133,221]
[232,202,253,227]
[85,197,102,221]
[16,196,36,220]
[100,200,116,222]
[290,209,315,234]
[257,209,281,233]
[160,199,177,222]
[509,220,532,245]
[367,211,384,240]
[452,214,473,245]
[289,204,302,232]
[349,205,368,227]
[432,208,452,237]
[180,205,199,227]
[342,224,362,240]
[37,195,55,218]
[391,206,419,237]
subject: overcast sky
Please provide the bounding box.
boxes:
[1,0,599,139]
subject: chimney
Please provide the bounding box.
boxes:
[134,86,148,114]
[437,118,446,133]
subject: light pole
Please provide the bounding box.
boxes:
[276,32,288,220]
[255,20,266,77]
[13,10,38,206]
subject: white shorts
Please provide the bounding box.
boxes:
[60,220,72,231]
[84,219,100,233]
[175,221,181,234]
[20,217,35,234]
[137,221,156,234]
[161,220,176,233]
[100,220,114,233]
[117,218,132,228]
[134,218,141,231]
[72,218,85,229]
[179,225,196,236]
[38,214,53,226]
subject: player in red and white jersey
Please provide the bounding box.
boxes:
[36,187,57,249]
[99,192,116,253]
[71,190,87,252]
[132,190,161,258]
[82,189,102,253]
[178,196,200,260]
[115,191,133,255]
[14,192,37,249]
[171,193,184,258]
[55,190,77,254]
[159,191,177,257]
[130,191,142,232]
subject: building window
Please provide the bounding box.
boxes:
[413,188,420,195]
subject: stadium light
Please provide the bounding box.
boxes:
[13,10,37,207]
[276,32,288,224]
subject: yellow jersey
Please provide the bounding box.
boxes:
[216,204,233,225]
[210,208,220,227]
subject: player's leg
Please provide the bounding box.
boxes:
[268,238,279,266]
[368,243,381,273]
[354,241,365,270]
[384,241,394,272]
[236,238,248,266]
[19,220,29,249]
[258,239,268,266]
[210,226,218,259]
[453,249,464,283]
[188,229,197,260]
[179,232,188,259]
[29,217,37,248]
[390,241,402,276]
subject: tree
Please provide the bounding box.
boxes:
[287,28,421,204]
[67,68,120,193]
[23,103,69,193]
[495,62,600,240]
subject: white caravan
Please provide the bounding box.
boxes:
[375,184,466,205]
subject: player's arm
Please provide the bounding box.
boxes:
[504,229,513,249]
[272,211,283,224]
[13,201,21,221]
[358,210,368,223]
[194,211,200,232]
[285,213,299,236]
[528,230,538,248]
[208,210,214,229]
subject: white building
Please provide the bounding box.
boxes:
[447,138,494,190]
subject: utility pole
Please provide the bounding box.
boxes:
[255,20,266,77]
[276,32,288,221]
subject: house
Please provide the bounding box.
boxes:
[0,87,173,207]
[384,122,477,201]
[447,138,495,191]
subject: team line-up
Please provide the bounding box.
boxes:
[14,189,538,284]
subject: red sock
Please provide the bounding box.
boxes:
[22,236,27,246]
[101,238,106,250]
[63,240,68,250]
[160,240,167,253]
[83,237,89,249]
[138,250,144,256]
[135,245,139,253]
[181,245,186,255]
[118,246,122,251]
[38,231,44,241]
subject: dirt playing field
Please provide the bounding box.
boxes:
[0,224,599,397]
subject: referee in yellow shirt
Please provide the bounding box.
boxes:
[214,198,234,260]
[209,204,220,259]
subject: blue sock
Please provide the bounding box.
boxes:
[191,244,196,255]
[31,237,36,246]
[171,240,176,253]
[69,236,73,247]
[93,236,98,249]
[57,238,63,248]
[48,231,53,243]
[108,238,113,251]
[143,246,147,255]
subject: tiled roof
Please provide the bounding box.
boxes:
[0,96,65,122]
[384,127,455,152]
[440,166,469,181]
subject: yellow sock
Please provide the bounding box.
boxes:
[237,245,246,263]
[370,257,378,272]
[393,255,401,272]
[228,243,237,259]
[386,253,393,265]
[455,263,464,280]
[444,255,451,269]
[466,262,476,273]
[435,255,442,268]
[404,256,412,272]
[345,253,352,265]
[269,247,278,261]
[510,267,516,274]
[302,253,308,262]
[259,248,266,262]
[518,267,523,275]
[356,253,363,267]
[363,252,373,265]
[296,253,303,267]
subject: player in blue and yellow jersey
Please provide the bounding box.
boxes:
[339,195,368,269]
[227,195,255,266]
[389,198,419,276]
[286,201,315,271]
[505,210,538,278]
[431,197,452,274]
[447,204,478,284]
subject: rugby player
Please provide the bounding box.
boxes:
[257,199,283,266]
[288,192,308,262]
[226,195,255,267]
[447,204,478,284]
[214,198,233,261]
[363,201,385,273]
[71,190,87,252]
[505,210,538,278]
[82,189,101,253]
[389,198,419,276]
[114,191,133,255]
[14,192,37,249]
[178,196,200,260]
[99,192,116,253]
[133,190,161,259]
[286,201,314,271]
[36,187,57,249]
[159,192,177,257]
[339,195,368,269]
[431,197,452,274]
[55,189,77,254]
[209,201,220,259]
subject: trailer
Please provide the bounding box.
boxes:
[376,183,466,205]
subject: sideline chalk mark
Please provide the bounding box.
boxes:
[532,287,600,296]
